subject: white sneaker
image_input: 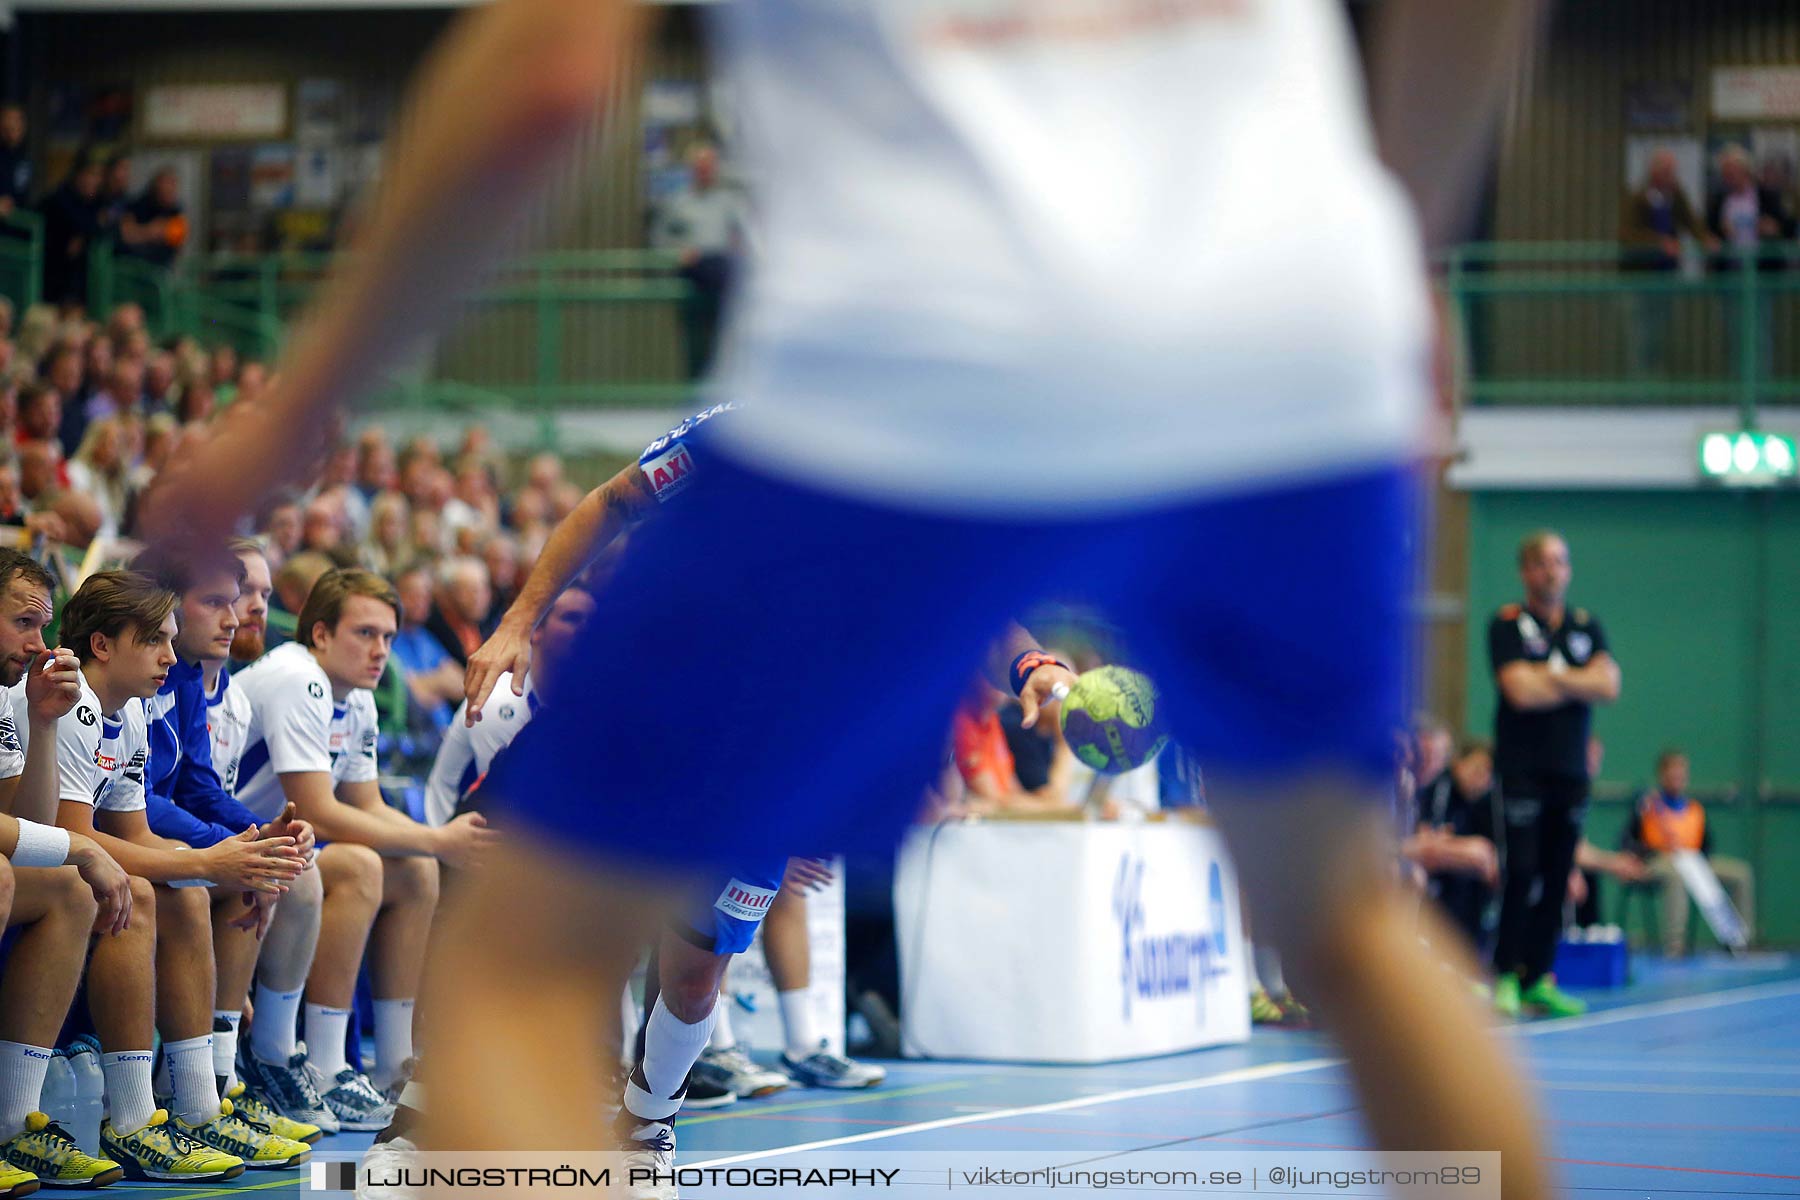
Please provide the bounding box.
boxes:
[618,1119,677,1200]
[356,1136,418,1200]
[779,1042,887,1090]
[694,1046,791,1099]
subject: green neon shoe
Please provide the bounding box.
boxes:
[1493,972,1522,1019]
[1522,974,1588,1019]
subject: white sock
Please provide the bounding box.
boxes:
[251,983,303,1065]
[304,1005,353,1079]
[212,1012,241,1094]
[0,1042,54,1140]
[778,989,819,1058]
[1254,944,1289,1000]
[166,1035,219,1126]
[709,1000,736,1052]
[623,997,715,1123]
[100,1050,157,1136]
[619,985,640,1061]
[371,999,415,1091]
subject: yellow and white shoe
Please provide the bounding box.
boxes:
[0,1157,37,1199]
[226,1084,323,1146]
[1,1113,122,1188]
[100,1109,244,1183]
[176,1100,311,1170]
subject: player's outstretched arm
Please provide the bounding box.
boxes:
[986,623,1077,731]
[1370,0,1547,249]
[139,0,648,543]
[464,464,654,723]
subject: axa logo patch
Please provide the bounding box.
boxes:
[640,444,698,503]
[714,879,777,923]
[94,752,118,772]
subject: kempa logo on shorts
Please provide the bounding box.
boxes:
[714,880,777,922]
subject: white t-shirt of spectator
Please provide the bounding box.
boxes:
[206,668,253,796]
[3,673,149,812]
[231,642,380,823]
[423,670,535,827]
[652,187,746,258]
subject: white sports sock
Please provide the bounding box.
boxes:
[778,989,819,1058]
[709,1000,736,1052]
[1254,945,1289,1000]
[212,1012,241,1093]
[166,1035,219,1126]
[371,999,415,1091]
[623,997,715,1123]
[251,983,304,1065]
[0,1042,54,1140]
[304,1005,353,1079]
[100,1050,156,1136]
[619,985,640,1061]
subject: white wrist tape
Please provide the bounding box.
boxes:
[12,820,71,868]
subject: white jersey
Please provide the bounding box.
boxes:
[424,671,535,827]
[709,0,1428,512]
[231,642,380,822]
[206,669,254,796]
[0,683,23,781]
[4,674,148,813]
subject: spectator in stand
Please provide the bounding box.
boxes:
[17,441,58,506]
[174,371,215,427]
[39,158,103,306]
[96,154,133,240]
[1623,749,1756,956]
[46,489,100,550]
[60,338,125,450]
[41,341,81,429]
[652,142,746,379]
[301,493,348,559]
[1621,148,1717,378]
[143,350,177,412]
[548,479,584,524]
[230,360,269,407]
[13,306,55,367]
[105,301,144,348]
[126,410,177,503]
[317,441,367,540]
[482,532,522,615]
[0,297,13,341]
[256,492,305,567]
[426,555,495,667]
[208,344,238,392]
[411,508,443,562]
[392,565,463,734]
[264,550,335,650]
[67,415,129,539]
[1709,144,1792,379]
[363,491,416,577]
[508,484,551,562]
[16,387,67,489]
[356,428,397,505]
[118,167,188,269]
[0,104,30,218]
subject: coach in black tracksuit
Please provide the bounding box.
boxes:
[1488,530,1621,1016]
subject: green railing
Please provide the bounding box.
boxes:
[1446,241,1800,421]
[0,211,43,313]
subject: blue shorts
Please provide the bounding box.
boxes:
[486,451,1414,871]
[671,859,790,956]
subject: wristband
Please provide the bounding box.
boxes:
[12,820,70,868]
[1009,650,1071,696]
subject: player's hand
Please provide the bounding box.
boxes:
[227,890,277,938]
[1566,866,1588,908]
[203,827,305,894]
[67,834,133,935]
[464,620,532,726]
[433,812,497,869]
[261,803,317,864]
[1018,664,1078,730]
[783,857,834,895]
[25,648,82,723]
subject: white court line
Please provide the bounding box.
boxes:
[696,976,1800,1167]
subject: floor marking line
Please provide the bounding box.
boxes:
[679,1081,968,1127]
[697,976,1800,1166]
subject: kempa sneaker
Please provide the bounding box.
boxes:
[0,1157,36,1199]
[694,1046,791,1099]
[226,1083,323,1145]
[616,1116,677,1200]
[239,1042,340,1135]
[779,1042,886,1090]
[176,1099,311,1169]
[1250,987,1285,1025]
[307,1064,396,1133]
[1,1113,122,1188]
[1522,975,1588,1019]
[1493,972,1523,1019]
[100,1110,244,1183]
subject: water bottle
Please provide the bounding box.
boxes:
[66,1042,105,1155]
[40,1052,76,1130]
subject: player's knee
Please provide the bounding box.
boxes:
[285,863,324,913]
[159,880,212,934]
[384,855,440,909]
[661,974,721,1024]
[123,875,156,932]
[49,866,99,926]
[0,856,16,915]
[326,844,384,905]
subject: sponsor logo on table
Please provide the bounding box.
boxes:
[1114,853,1230,1022]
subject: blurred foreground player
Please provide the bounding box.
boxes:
[146,1,1551,1194]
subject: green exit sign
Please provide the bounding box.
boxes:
[1699,431,1797,486]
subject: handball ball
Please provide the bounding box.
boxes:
[1058,665,1169,774]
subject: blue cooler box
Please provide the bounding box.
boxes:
[1554,931,1630,989]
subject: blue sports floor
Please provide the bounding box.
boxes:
[74,953,1800,1198]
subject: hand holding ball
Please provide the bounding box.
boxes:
[1058,665,1168,773]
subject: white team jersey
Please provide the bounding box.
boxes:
[231,642,380,822]
[0,683,23,780]
[4,674,149,812]
[424,671,534,827]
[206,669,253,796]
[709,0,1429,511]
